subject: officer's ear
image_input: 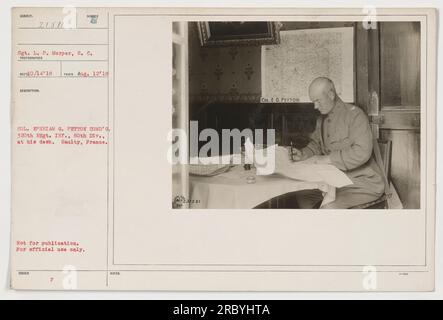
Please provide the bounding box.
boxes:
[327,89,336,101]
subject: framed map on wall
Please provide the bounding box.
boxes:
[198,22,281,47]
[261,27,354,103]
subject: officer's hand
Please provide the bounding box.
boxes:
[288,147,306,161]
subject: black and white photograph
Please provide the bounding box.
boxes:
[172,21,421,210]
[5,5,437,294]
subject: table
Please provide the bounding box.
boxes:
[189,165,336,209]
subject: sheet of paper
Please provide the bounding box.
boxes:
[256,145,353,188]
[282,163,353,188]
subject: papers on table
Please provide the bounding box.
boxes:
[188,155,233,176]
[256,145,353,188]
[277,163,353,188]
[189,143,353,188]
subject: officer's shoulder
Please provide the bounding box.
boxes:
[339,103,368,125]
[342,103,365,117]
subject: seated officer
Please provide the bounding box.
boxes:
[292,77,385,209]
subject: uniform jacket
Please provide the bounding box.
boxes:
[302,99,385,195]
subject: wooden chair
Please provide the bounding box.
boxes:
[350,140,392,209]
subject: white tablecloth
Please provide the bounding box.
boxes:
[189,165,335,209]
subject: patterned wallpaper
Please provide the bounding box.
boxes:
[188,23,262,103]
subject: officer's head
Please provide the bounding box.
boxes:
[309,77,337,115]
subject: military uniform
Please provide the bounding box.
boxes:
[296,99,385,209]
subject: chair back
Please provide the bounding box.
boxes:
[377,140,392,180]
[372,139,392,198]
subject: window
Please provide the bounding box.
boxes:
[380,22,420,107]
